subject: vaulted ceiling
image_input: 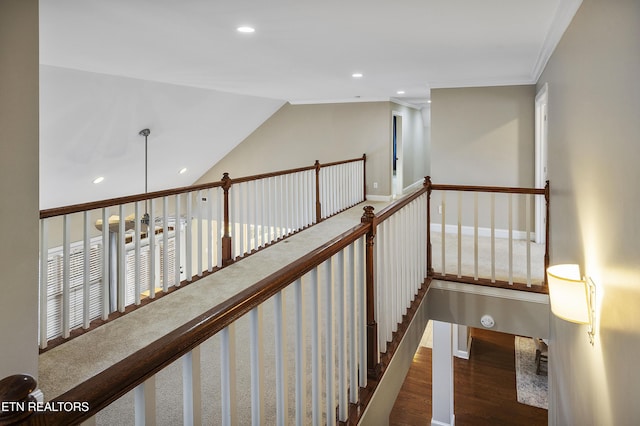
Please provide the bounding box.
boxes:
[38,0,582,208]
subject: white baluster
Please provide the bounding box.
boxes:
[526,193,532,286]
[182,347,202,426]
[335,251,348,421]
[249,306,265,426]
[294,278,307,425]
[162,197,169,292]
[83,211,90,329]
[508,193,513,285]
[474,193,479,281]
[175,194,182,287]
[118,205,126,311]
[346,243,358,404]
[274,291,288,425]
[457,192,462,278]
[441,192,446,276]
[39,219,49,349]
[207,188,213,272]
[149,199,156,298]
[185,192,193,281]
[357,236,367,387]
[324,258,336,426]
[220,323,237,426]
[62,214,71,338]
[134,376,156,426]
[135,201,142,303]
[309,268,321,426]
[491,194,496,283]
[101,208,110,318]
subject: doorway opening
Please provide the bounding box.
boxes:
[534,84,549,244]
[392,112,403,199]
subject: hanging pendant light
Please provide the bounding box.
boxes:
[139,128,151,227]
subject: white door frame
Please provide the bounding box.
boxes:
[391,111,404,198]
[534,84,549,244]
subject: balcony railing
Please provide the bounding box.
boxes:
[2,177,549,425]
[37,156,366,349]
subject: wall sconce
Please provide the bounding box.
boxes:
[547,264,596,345]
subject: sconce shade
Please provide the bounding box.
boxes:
[547,264,590,324]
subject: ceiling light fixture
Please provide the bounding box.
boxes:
[179,167,188,174]
[93,176,104,184]
[352,73,363,78]
[397,90,405,95]
[427,100,432,104]
[237,26,255,33]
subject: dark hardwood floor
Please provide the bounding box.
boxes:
[389,328,547,426]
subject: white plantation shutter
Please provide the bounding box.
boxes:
[45,241,103,340]
[159,235,176,287]
[125,242,152,305]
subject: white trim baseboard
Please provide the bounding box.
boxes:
[430,223,535,241]
[366,194,392,202]
[403,179,424,194]
[431,414,455,426]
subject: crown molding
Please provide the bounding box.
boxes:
[530,0,583,82]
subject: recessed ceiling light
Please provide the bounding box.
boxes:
[93,176,104,184]
[179,167,188,174]
[397,90,405,95]
[352,73,363,78]
[237,26,255,33]
[427,100,432,104]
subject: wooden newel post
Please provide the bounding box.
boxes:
[361,205,380,379]
[221,173,234,266]
[544,180,550,286]
[314,160,322,223]
[362,153,367,201]
[425,176,434,277]
[0,374,37,425]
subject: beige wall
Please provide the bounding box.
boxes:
[431,86,536,231]
[197,101,428,198]
[0,0,40,379]
[537,0,640,423]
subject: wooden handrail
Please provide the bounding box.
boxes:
[430,183,545,195]
[40,156,366,220]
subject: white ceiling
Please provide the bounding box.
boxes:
[37,0,582,209]
[40,0,582,106]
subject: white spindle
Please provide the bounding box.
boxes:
[135,202,142,304]
[118,205,126,312]
[134,376,156,426]
[83,211,90,329]
[149,199,156,298]
[474,193,478,281]
[207,188,213,272]
[39,219,48,349]
[441,192,446,276]
[197,191,204,276]
[274,291,288,425]
[185,192,193,281]
[457,192,462,278]
[491,194,496,283]
[346,243,358,403]
[324,259,336,426]
[508,193,513,285]
[526,193,532,286]
[182,347,202,426]
[357,237,367,387]
[294,278,306,425]
[249,306,265,426]
[62,214,71,338]
[162,197,169,292]
[220,324,237,426]
[101,208,110,318]
[309,267,321,426]
[241,182,248,254]
[335,251,347,421]
[175,194,182,287]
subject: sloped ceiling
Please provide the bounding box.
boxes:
[38,0,581,208]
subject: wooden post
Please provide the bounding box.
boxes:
[0,374,37,425]
[314,160,322,223]
[544,180,550,286]
[426,176,434,277]
[360,206,380,379]
[362,153,367,201]
[221,173,234,266]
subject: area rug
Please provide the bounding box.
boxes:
[514,336,548,409]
